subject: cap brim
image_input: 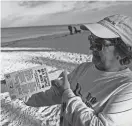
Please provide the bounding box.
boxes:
[80,23,120,38]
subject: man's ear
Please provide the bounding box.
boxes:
[119,57,131,65]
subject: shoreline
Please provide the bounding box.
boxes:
[1,32,68,46]
[1,31,91,54]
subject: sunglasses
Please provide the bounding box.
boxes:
[88,35,115,51]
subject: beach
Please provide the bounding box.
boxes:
[1,1,132,126]
[1,25,132,126]
[1,28,93,126]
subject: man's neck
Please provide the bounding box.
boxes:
[95,64,128,72]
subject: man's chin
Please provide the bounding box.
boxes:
[92,57,104,70]
[92,59,106,71]
[92,56,100,64]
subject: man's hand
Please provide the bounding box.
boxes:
[19,95,31,103]
[52,70,71,94]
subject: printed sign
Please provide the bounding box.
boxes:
[4,65,51,100]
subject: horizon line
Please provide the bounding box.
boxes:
[1,22,91,29]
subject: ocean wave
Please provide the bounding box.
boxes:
[2,31,69,43]
[1,47,56,51]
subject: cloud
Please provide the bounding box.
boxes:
[18,1,51,8]
[1,1,77,27]
[72,1,131,12]
[1,1,132,27]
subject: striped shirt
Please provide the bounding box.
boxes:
[60,62,132,126]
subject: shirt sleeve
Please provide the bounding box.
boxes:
[24,64,82,107]
[25,85,62,107]
[24,64,81,107]
[62,83,132,126]
[99,83,132,126]
[62,89,105,126]
[0,79,62,106]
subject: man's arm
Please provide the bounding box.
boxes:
[24,67,79,107]
[25,85,62,107]
[61,83,132,126]
[1,62,92,107]
[25,62,93,107]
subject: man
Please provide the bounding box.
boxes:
[1,14,132,126]
[68,25,73,35]
[24,14,132,126]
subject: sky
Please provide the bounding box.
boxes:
[1,1,132,27]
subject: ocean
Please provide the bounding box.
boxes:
[1,25,70,43]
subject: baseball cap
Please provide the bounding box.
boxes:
[80,14,132,47]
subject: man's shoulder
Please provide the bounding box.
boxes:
[70,62,93,78]
[77,62,93,70]
[69,62,93,80]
